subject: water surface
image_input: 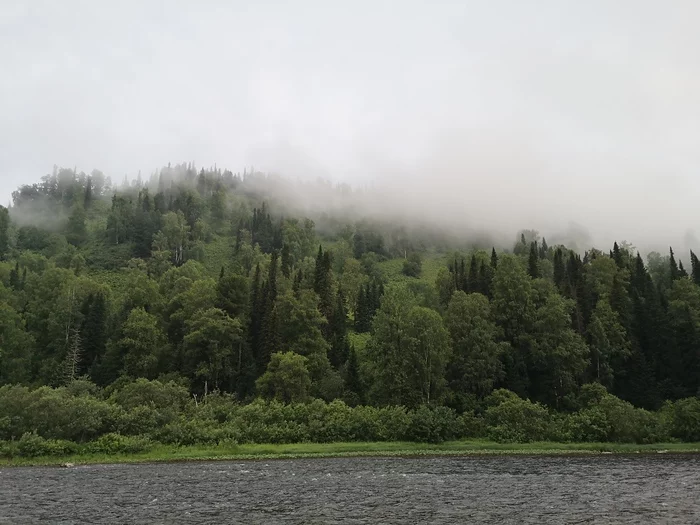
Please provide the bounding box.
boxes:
[1,455,698,524]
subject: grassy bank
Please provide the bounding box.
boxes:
[2,440,699,468]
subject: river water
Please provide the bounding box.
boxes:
[1,455,698,524]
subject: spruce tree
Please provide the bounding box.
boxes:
[690,250,700,286]
[0,205,9,260]
[490,247,498,269]
[328,288,350,368]
[9,262,19,290]
[528,242,540,278]
[84,176,93,208]
[281,243,292,278]
[354,284,368,332]
[468,254,479,293]
[478,261,490,297]
[553,248,566,290]
[314,245,324,294]
[670,247,680,281]
[459,258,467,292]
[344,346,363,405]
[80,293,107,376]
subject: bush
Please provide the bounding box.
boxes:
[565,393,669,444]
[0,384,120,442]
[402,254,422,278]
[485,393,552,443]
[117,405,166,436]
[17,432,78,458]
[155,417,236,446]
[375,406,412,441]
[565,407,611,442]
[0,440,18,458]
[666,397,700,442]
[109,378,190,414]
[86,433,153,455]
[405,406,458,444]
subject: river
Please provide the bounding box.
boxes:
[1,455,698,524]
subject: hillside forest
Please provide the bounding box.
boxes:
[0,164,699,456]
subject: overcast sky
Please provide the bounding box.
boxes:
[1,1,699,250]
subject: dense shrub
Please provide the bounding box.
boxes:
[0,384,120,441]
[86,433,152,454]
[154,417,239,446]
[16,432,78,458]
[665,397,700,442]
[484,391,552,443]
[405,406,458,444]
[0,381,694,453]
[109,378,190,414]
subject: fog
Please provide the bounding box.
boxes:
[2,1,699,255]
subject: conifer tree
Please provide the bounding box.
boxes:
[490,247,498,269]
[690,250,700,286]
[9,262,20,290]
[612,242,624,268]
[354,284,368,332]
[528,242,540,278]
[478,260,491,297]
[468,254,479,293]
[459,258,467,292]
[80,293,107,376]
[84,176,93,208]
[0,205,9,260]
[328,288,350,368]
[553,248,566,290]
[670,247,680,281]
[281,243,292,278]
[344,346,363,405]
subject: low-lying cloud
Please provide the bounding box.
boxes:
[2,1,699,256]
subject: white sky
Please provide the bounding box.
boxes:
[1,1,699,250]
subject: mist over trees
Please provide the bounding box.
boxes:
[0,163,699,452]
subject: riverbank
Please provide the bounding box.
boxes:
[2,440,699,467]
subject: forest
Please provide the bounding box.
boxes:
[0,163,699,458]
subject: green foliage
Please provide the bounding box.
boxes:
[256,352,312,403]
[484,390,552,443]
[665,397,700,442]
[3,165,700,452]
[402,253,422,277]
[17,432,79,458]
[87,433,153,454]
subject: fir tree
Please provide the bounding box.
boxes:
[344,346,363,405]
[9,262,20,290]
[490,247,498,269]
[528,242,540,278]
[553,248,566,290]
[80,293,107,376]
[612,241,624,268]
[84,176,93,208]
[670,247,680,281]
[328,288,350,368]
[468,254,479,293]
[690,250,700,286]
[281,243,292,278]
[478,260,491,297]
[0,205,9,260]
[354,284,369,332]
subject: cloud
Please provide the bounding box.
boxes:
[1,1,699,255]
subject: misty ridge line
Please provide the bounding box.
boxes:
[5,162,694,264]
